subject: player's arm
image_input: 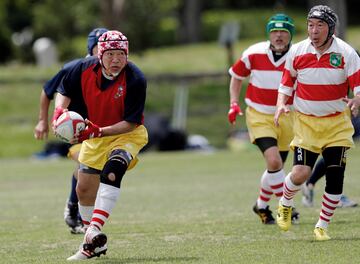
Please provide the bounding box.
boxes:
[34,67,65,140]
[274,92,290,126]
[54,93,71,110]
[229,77,243,104]
[101,120,137,136]
[274,51,296,126]
[228,77,243,124]
[343,50,360,117]
[52,58,83,129]
[51,93,72,132]
[343,93,360,117]
[34,90,51,140]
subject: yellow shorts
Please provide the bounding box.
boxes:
[291,111,354,153]
[245,107,294,151]
[67,143,81,159]
[78,125,148,171]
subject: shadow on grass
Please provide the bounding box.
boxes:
[97,256,200,263]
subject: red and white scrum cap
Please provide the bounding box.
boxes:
[97,30,128,63]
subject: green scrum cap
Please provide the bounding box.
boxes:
[266,13,295,39]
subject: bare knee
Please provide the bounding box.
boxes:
[266,156,283,171]
[76,181,91,198]
[291,165,312,185]
[263,147,283,171]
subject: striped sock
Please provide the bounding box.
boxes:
[267,169,285,199]
[316,192,341,229]
[280,173,301,207]
[257,170,273,209]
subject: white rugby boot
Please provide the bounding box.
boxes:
[67,243,107,261]
[67,226,107,261]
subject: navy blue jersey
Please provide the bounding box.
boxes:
[43,58,81,100]
[57,56,146,125]
[43,58,89,119]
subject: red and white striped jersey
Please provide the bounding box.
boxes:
[279,36,360,117]
[229,41,291,114]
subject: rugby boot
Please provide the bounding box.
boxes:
[276,202,292,231]
[314,227,331,241]
[67,243,107,261]
[64,200,85,234]
[252,204,275,224]
[291,207,300,224]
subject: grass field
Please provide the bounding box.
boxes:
[1,147,360,263]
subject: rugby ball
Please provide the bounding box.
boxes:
[55,111,85,143]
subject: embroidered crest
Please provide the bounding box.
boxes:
[114,86,124,99]
[329,53,342,68]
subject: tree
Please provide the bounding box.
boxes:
[99,0,125,29]
[177,0,203,43]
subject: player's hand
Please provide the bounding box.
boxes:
[274,104,290,127]
[34,120,49,140]
[75,119,102,143]
[228,102,243,125]
[51,106,66,129]
[343,96,360,117]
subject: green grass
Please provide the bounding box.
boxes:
[1,147,360,263]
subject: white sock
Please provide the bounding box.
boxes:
[78,204,94,229]
[90,183,120,230]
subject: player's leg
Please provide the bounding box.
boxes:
[314,146,347,241]
[64,168,85,234]
[64,146,84,233]
[69,149,131,261]
[88,149,130,230]
[301,157,325,207]
[252,169,275,224]
[307,157,326,186]
[277,147,318,231]
[68,165,103,260]
[253,137,284,224]
[258,138,285,197]
[337,194,358,208]
[76,166,101,229]
[80,149,131,256]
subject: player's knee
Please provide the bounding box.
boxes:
[76,179,91,196]
[77,165,101,198]
[100,150,131,188]
[267,156,283,171]
[291,165,312,185]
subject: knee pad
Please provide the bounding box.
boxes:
[323,147,347,194]
[324,166,345,194]
[100,150,132,188]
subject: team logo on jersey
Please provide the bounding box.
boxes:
[114,86,124,99]
[329,53,342,68]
